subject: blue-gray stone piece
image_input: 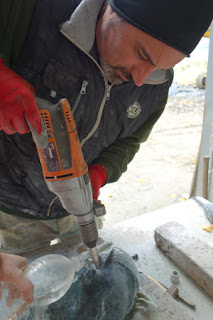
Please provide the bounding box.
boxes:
[44,246,139,320]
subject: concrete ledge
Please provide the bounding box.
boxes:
[139,272,197,320]
[154,221,213,298]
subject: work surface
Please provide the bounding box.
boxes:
[27,198,213,319]
[99,198,213,320]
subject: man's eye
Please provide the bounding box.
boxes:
[137,50,146,61]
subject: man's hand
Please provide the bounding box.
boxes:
[0,59,41,135]
[88,164,107,200]
[0,253,34,304]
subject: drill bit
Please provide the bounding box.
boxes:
[88,246,101,267]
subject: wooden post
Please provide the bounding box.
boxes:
[202,155,209,199]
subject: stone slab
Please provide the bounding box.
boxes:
[100,198,213,319]
[139,272,197,320]
[154,221,213,299]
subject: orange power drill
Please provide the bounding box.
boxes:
[29,97,105,267]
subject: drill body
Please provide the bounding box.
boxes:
[30,98,105,266]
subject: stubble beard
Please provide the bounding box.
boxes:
[97,16,133,85]
[99,55,125,85]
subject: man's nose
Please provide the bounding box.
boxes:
[130,62,157,87]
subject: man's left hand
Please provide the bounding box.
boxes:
[88,164,107,200]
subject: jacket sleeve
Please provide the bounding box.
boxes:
[91,94,168,183]
[0,0,36,66]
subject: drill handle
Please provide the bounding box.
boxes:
[26,97,49,149]
[27,117,49,149]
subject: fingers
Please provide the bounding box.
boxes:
[6,284,21,307]
[0,114,29,135]
[11,114,30,134]
[12,272,34,304]
[23,95,42,135]
[13,91,41,134]
[0,63,41,135]
[4,263,34,304]
[0,254,34,304]
[15,302,30,319]
[0,120,16,135]
[0,96,41,135]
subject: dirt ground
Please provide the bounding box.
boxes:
[100,84,205,227]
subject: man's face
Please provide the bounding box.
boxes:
[96,6,186,86]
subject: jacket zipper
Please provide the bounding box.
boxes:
[106,84,113,100]
[72,80,88,114]
[60,29,109,147]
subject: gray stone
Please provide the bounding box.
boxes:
[139,272,197,320]
[154,221,213,298]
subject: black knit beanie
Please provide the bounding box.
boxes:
[109,0,213,56]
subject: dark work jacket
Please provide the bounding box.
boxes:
[0,0,173,218]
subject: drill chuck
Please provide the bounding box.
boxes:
[77,222,98,249]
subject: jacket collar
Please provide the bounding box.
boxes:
[60,0,105,54]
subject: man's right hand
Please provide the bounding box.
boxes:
[0,59,41,135]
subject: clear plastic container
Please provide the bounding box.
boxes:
[0,254,85,320]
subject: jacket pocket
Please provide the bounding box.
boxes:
[43,59,86,105]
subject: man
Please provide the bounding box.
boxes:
[0,0,212,256]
